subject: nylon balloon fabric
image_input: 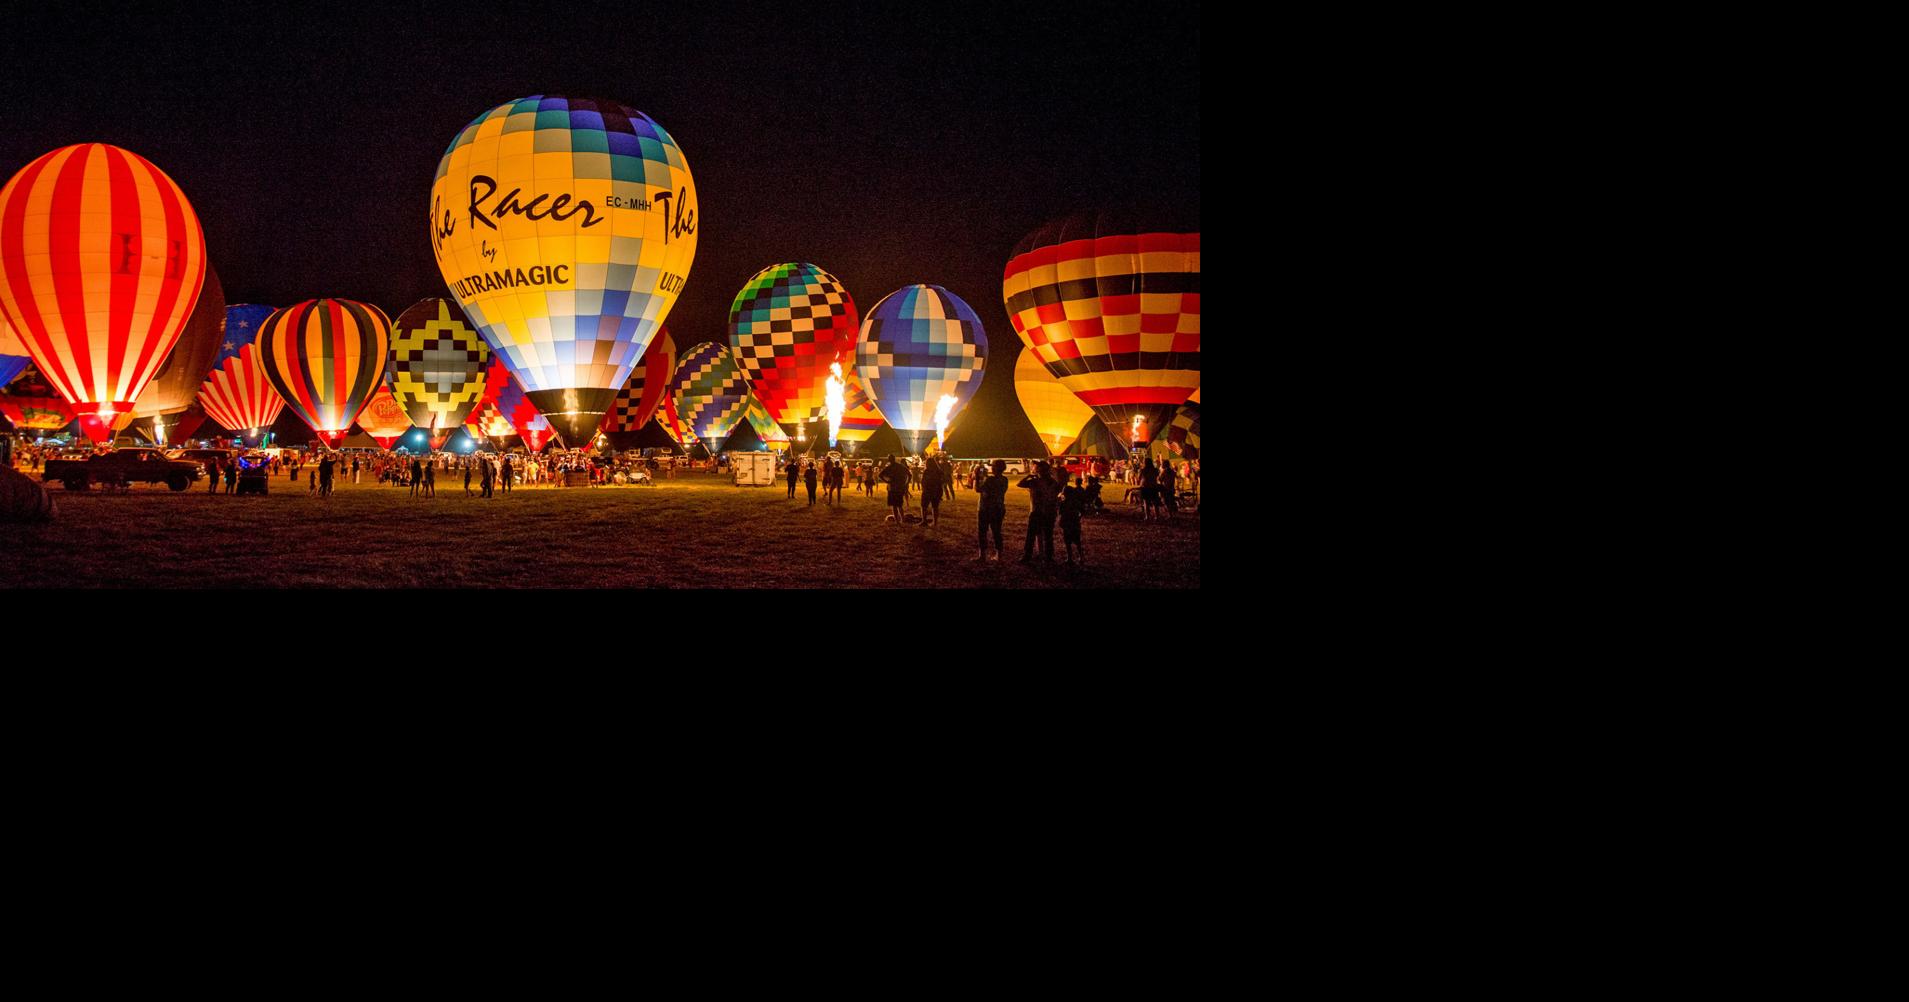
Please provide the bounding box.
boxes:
[256,299,392,448]
[726,262,860,425]
[0,143,209,442]
[1003,212,1199,445]
[854,285,987,453]
[430,95,697,447]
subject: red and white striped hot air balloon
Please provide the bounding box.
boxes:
[198,304,285,440]
[0,144,209,443]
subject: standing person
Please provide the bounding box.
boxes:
[920,456,944,527]
[224,459,239,494]
[464,460,474,497]
[501,455,514,493]
[208,458,221,494]
[351,456,360,484]
[308,469,317,495]
[804,459,818,506]
[977,459,1009,561]
[831,459,845,504]
[943,457,959,499]
[786,457,799,499]
[1139,457,1159,521]
[1059,475,1087,564]
[880,454,911,523]
[424,459,437,498]
[481,457,495,498]
[411,457,424,498]
[1019,460,1058,563]
[319,453,336,499]
[1159,459,1177,520]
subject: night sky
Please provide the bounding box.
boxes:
[0,2,1199,456]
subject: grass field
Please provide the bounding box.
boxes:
[0,469,1200,589]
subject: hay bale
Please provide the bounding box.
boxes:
[0,467,56,522]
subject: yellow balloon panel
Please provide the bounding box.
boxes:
[1014,351,1093,456]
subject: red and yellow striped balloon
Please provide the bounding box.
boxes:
[257,299,391,448]
[0,144,209,443]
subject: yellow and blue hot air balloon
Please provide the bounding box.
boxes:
[430,95,698,448]
[854,285,988,455]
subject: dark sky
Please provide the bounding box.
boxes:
[0,2,1199,455]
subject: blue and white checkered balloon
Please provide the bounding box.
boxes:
[855,285,988,452]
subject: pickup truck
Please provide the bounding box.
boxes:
[43,448,206,491]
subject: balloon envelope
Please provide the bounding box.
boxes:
[2,314,30,388]
[257,299,392,448]
[727,262,861,424]
[198,304,286,436]
[477,358,554,452]
[0,144,209,442]
[1166,388,1200,459]
[390,298,492,433]
[431,95,698,447]
[1003,214,1199,445]
[855,285,987,454]
[600,326,677,434]
[357,384,412,449]
[131,265,226,418]
[1014,350,1095,456]
[0,360,77,431]
[671,342,750,456]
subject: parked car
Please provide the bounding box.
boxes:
[43,447,206,491]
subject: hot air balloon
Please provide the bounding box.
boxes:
[742,393,791,451]
[1,314,30,388]
[0,144,209,443]
[430,95,698,448]
[357,384,412,449]
[0,360,77,432]
[390,299,492,441]
[256,299,392,448]
[832,368,884,455]
[477,358,554,453]
[727,263,860,430]
[129,266,226,438]
[1003,213,1199,447]
[1166,388,1200,460]
[671,342,751,458]
[658,395,695,454]
[599,326,677,435]
[198,304,286,441]
[466,398,514,448]
[1014,350,1095,457]
[855,285,988,454]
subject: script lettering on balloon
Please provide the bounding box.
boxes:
[653,188,695,245]
[467,175,603,232]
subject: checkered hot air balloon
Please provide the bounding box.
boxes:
[431,95,697,449]
[742,393,790,451]
[1014,350,1095,457]
[390,299,492,437]
[834,368,883,453]
[1003,213,1199,447]
[476,358,554,452]
[599,326,677,435]
[198,304,286,440]
[1166,388,1200,460]
[727,262,861,427]
[671,341,750,457]
[854,285,988,455]
[257,299,392,449]
[0,144,209,443]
